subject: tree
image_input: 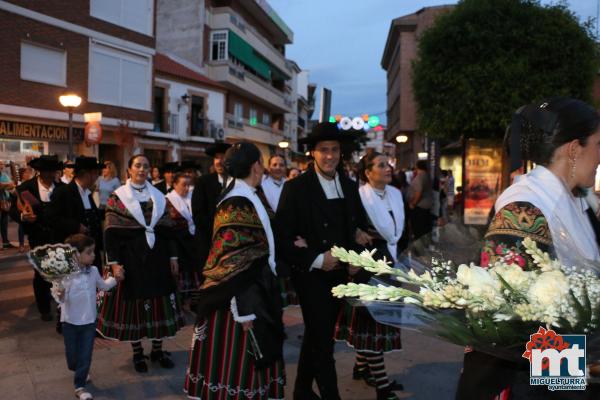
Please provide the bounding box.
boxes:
[412,0,599,141]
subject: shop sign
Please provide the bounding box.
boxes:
[464,139,502,225]
[0,120,83,142]
[84,121,103,145]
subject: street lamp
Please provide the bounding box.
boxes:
[59,94,82,161]
[278,140,290,149]
[417,151,429,160]
[396,134,408,143]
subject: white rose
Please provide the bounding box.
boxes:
[527,270,569,308]
[493,264,532,291]
[456,264,499,295]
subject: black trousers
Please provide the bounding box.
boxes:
[33,269,52,315]
[292,268,345,400]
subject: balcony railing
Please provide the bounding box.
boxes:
[225,113,283,136]
[153,112,178,134]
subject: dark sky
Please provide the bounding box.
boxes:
[269,0,599,123]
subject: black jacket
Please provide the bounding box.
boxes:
[191,173,224,267]
[46,180,101,245]
[10,178,65,247]
[274,165,368,272]
[154,180,172,195]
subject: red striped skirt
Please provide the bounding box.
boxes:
[334,302,402,353]
[96,281,186,341]
[184,308,286,400]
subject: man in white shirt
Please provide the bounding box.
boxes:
[275,122,370,400]
[10,155,65,321]
[261,155,287,212]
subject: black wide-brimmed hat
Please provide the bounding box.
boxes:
[160,162,180,174]
[180,160,200,171]
[205,142,232,157]
[65,156,105,171]
[298,122,359,149]
[28,155,64,171]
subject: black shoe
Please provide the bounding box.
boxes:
[133,353,149,373]
[293,389,321,400]
[353,364,376,387]
[40,313,53,322]
[376,381,404,400]
[150,350,174,369]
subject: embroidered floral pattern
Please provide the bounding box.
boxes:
[481,202,553,270]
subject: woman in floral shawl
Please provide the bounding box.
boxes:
[456,98,600,399]
[96,154,185,373]
[184,142,285,400]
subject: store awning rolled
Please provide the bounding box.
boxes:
[228,30,290,81]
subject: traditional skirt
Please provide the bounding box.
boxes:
[184,308,286,400]
[277,277,298,308]
[334,302,402,353]
[96,281,186,341]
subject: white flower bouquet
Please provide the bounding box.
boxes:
[331,237,600,361]
[28,244,80,302]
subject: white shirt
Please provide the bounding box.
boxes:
[59,266,116,325]
[217,174,234,188]
[37,179,55,203]
[61,175,72,184]
[261,175,285,211]
[75,180,92,210]
[311,171,345,270]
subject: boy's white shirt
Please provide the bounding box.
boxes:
[59,266,116,325]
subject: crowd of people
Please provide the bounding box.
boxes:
[10,96,600,400]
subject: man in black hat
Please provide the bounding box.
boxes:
[275,122,370,400]
[47,156,105,261]
[10,155,65,321]
[154,162,179,194]
[191,142,232,268]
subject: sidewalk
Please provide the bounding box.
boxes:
[0,223,465,399]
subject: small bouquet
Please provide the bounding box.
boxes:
[331,237,600,362]
[28,244,79,302]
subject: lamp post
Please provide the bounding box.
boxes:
[59,94,82,161]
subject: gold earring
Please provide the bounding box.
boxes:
[570,157,577,180]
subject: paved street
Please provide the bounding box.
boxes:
[0,225,464,400]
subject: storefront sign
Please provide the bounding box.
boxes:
[464,139,502,225]
[0,120,83,142]
[84,121,103,145]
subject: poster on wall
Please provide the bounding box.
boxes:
[463,139,502,225]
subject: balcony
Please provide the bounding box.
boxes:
[208,61,291,113]
[225,113,283,145]
[209,9,291,76]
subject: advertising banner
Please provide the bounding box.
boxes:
[464,139,502,225]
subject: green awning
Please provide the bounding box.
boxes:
[228,31,271,80]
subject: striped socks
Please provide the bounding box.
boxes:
[152,339,163,353]
[363,351,390,389]
[131,341,143,358]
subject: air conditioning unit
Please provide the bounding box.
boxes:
[210,121,225,140]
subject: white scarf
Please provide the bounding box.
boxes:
[115,179,166,249]
[261,175,285,211]
[495,166,599,265]
[166,190,195,235]
[219,179,276,275]
[359,183,405,262]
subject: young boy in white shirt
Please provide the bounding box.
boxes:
[57,234,121,400]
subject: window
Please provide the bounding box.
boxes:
[90,0,153,36]
[262,112,271,126]
[153,86,166,132]
[20,42,66,86]
[190,95,206,137]
[249,108,257,126]
[211,31,228,61]
[234,103,243,124]
[89,42,151,110]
